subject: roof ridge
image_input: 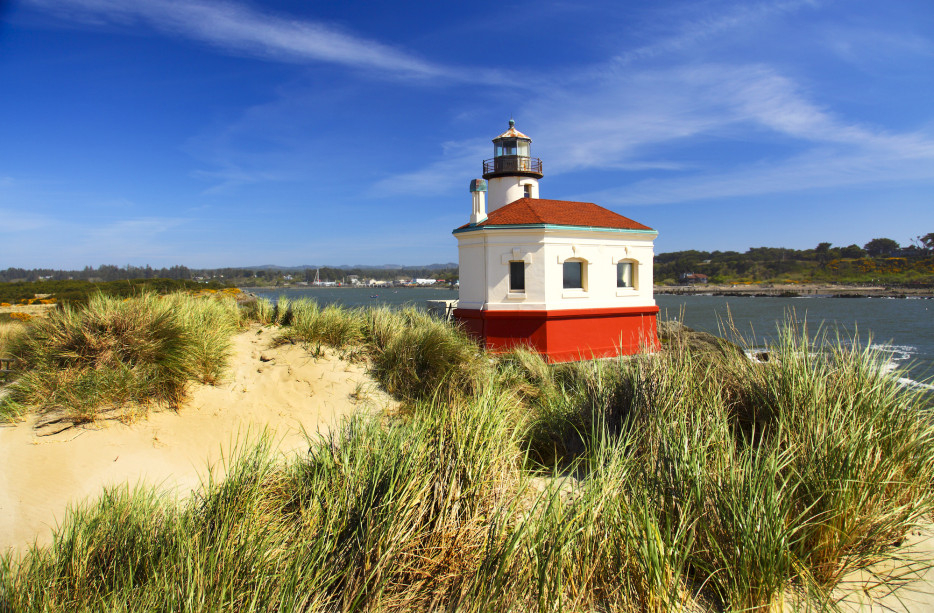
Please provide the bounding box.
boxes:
[461,197,653,232]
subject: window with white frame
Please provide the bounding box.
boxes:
[509,261,525,292]
[563,260,585,290]
[617,261,636,288]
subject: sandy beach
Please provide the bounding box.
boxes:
[0,324,393,556]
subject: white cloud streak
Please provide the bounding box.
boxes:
[384,59,934,205]
[609,0,821,66]
[368,140,488,198]
[24,0,452,79]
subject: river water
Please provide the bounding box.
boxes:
[248,287,933,388]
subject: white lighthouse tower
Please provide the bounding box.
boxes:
[453,120,660,363]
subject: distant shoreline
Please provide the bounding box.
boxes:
[655,283,934,298]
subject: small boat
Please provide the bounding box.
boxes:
[370,295,379,299]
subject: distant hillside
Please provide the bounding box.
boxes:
[245,263,457,272]
[4,236,932,287]
[655,239,934,285]
[0,263,460,285]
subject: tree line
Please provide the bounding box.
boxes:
[3,235,930,287]
[0,264,460,285]
[655,234,934,285]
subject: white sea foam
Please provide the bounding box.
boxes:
[744,342,933,390]
[867,344,934,390]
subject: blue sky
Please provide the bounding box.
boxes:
[1,0,932,268]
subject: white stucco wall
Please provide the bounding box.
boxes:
[456,235,487,310]
[486,177,539,212]
[456,227,657,312]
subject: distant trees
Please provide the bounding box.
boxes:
[840,244,866,259]
[815,242,833,268]
[864,238,900,257]
[918,233,934,253]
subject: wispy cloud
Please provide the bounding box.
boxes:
[24,0,452,79]
[0,208,53,233]
[536,54,934,195]
[192,166,289,194]
[368,140,488,198]
[381,56,934,204]
[581,144,934,206]
[609,0,820,66]
[822,25,934,69]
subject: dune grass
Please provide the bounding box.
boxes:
[270,300,488,402]
[0,321,26,358]
[0,292,240,424]
[3,299,934,611]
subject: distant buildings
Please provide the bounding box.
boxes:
[679,272,709,285]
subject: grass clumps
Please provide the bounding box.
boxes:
[0,292,240,425]
[3,300,934,611]
[0,321,27,358]
[365,307,488,403]
[269,300,488,402]
[516,325,934,610]
[2,391,527,611]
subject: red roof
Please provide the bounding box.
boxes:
[457,198,654,232]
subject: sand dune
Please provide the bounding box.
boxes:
[0,324,392,555]
[3,324,934,610]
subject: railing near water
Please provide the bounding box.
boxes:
[425,300,458,321]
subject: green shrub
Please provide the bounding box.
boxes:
[0,293,239,423]
[366,308,488,402]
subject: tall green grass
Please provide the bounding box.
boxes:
[0,293,240,424]
[0,321,26,358]
[2,389,529,611]
[271,301,488,402]
[518,324,934,610]
[3,311,933,611]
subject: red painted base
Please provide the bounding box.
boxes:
[453,306,660,363]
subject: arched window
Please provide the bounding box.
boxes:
[563,259,587,290]
[617,261,637,288]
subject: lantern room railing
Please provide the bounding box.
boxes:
[483,156,543,176]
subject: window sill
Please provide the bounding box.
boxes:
[616,287,638,297]
[562,290,588,299]
[506,292,526,300]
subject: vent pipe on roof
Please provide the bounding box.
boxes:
[469,178,488,225]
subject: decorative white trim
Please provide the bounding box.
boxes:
[501,248,533,264]
[506,291,527,300]
[562,289,588,299]
[557,250,591,264]
[610,248,631,264]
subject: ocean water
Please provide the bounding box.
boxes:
[248,287,933,388]
[656,294,934,390]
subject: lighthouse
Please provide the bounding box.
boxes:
[453,120,660,363]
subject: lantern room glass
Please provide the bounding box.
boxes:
[495,139,530,158]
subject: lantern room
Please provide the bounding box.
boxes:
[483,119,543,212]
